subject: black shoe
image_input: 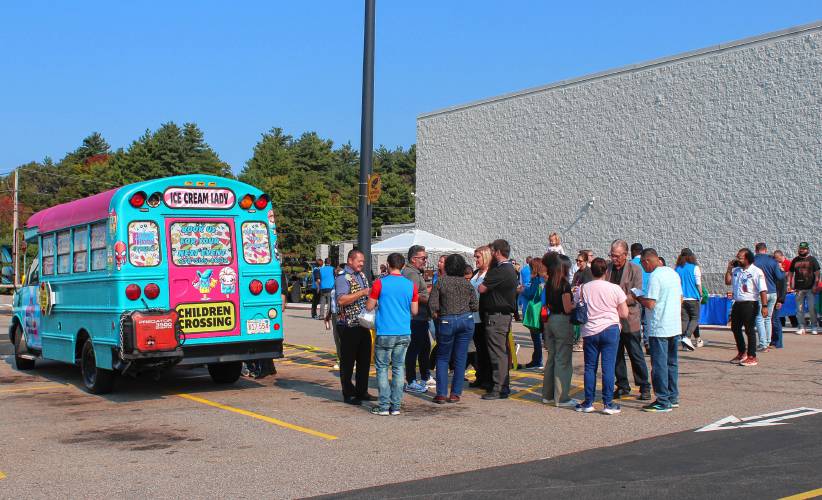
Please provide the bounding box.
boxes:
[638,392,652,401]
[482,392,502,400]
[360,393,378,402]
[614,388,631,399]
[343,396,362,406]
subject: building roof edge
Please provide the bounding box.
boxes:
[417,20,822,120]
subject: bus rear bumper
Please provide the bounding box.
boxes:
[177,339,284,366]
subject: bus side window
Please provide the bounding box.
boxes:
[73,226,88,272]
[27,257,40,286]
[90,222,107,271]
[41,234,55,276]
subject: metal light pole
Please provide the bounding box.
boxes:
[357,0,375,279]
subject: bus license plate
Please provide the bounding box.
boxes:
[246,319,271,335]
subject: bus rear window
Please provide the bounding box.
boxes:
[169,221,232,266]
[241,222,271,264]
[128,221,160,267]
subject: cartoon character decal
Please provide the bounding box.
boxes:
[219,267,237,297]
[23,294,39,342]
[114,241,127,271]
[193,269,218,300]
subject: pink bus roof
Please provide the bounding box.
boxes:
[26,188,119,234]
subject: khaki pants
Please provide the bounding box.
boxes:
[542,314,574,403]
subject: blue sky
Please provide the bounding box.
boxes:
[1,1,819,174]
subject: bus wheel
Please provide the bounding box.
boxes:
[80,339,115,394]
[13,323,35,370]
[207,362,243,384]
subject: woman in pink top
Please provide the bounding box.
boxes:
[575,258,629,415]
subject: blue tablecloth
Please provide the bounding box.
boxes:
[698,293,799,326]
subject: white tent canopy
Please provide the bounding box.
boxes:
[370,229,474,274]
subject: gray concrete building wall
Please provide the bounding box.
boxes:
[416,22,822,289]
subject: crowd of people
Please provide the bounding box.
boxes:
[318,235,821,416]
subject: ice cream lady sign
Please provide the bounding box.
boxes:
[164,188,235,209]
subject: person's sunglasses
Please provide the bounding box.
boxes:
[576,259,584,263]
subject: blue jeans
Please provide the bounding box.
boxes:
[771,308,783,348]
[582,325,620,406]
[755,293,777,348]
[435,313,475,397]
[374,335,411,410]
[529,328,543,366]
[648,335,680,407]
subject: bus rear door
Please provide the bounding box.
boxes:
[166,218,241,342]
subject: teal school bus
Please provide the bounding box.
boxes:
[9,175,284,393]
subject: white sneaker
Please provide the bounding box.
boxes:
[425,377,436,388]
[332,363,340,370]
[796,329,806,335]
[542,398,555,405]
[695,338,704,348]
[812,330,819,336]
[681,337,695,351]
[557,398,580,408]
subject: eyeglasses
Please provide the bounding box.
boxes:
[413,256,428,261]
[609,253,626,258]
[576,259,584,263]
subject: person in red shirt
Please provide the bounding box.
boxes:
[774,250,792,274]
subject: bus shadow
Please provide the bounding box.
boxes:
[1,355,269,403]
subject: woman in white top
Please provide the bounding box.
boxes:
[576,258,629,415]
[469,245,492,389]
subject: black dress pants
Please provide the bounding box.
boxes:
[338,324,372,398]
[472,322,492,386]
[614,330,650,393]
[731,301,758,357]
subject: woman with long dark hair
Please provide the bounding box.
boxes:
[429,254,478,403]
[541,252,577,407]
[675,248,702,349]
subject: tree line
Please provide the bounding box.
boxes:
[0,123,416,258]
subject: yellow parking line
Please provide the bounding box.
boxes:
[780,487,822,500]
[177,393,338,441]
[0,471,6,480]
[0,384,66,394]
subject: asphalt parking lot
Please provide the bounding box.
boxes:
[1,303,821,499]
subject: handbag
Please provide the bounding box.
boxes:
[570,284,589,326]
[700,284,709,305]
[357,308,376,330]
[522,283,544,330]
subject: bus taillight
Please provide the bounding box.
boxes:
[265,279,279,294]
[254,194,269,210]
[239,194,255,210]
[129,191,147,208]
[144,283,160,299]
[125,284,142,300]
[249,279,263,295]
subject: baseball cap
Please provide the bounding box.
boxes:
[798,242,810,249]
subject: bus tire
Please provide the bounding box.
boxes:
[80,339,115,394]
[207,362,243,384]
[13,323,36,371]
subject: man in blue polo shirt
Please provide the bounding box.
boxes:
[366,253,419,416]
[753,242,784,351]
[318,258,336,320]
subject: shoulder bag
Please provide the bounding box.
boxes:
[570,284,589,326]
